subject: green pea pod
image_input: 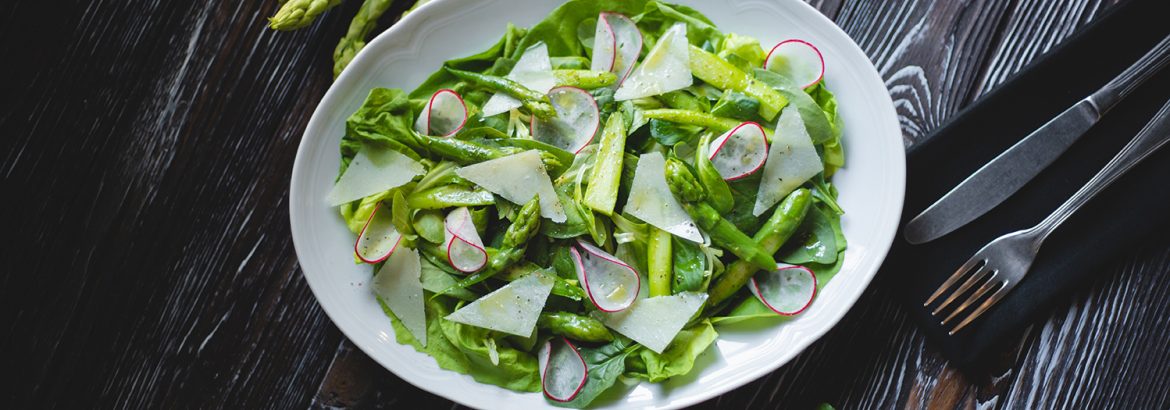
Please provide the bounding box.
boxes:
[412,209,445,244]
[538,312,614,343]
[553,70,617,89]
[695,133,734,214]
[407,185,494,210]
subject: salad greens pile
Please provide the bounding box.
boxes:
[325,0,846,406]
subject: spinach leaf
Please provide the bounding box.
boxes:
[550,337,638,408]
[649,119,701,146]
[778,203,839,265]
[710,90,761,121]
[671,236,707,293]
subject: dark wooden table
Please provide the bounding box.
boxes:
[7,0,1170,408]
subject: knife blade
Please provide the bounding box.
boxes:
[903,100,1100,244]
[904,34,1170,245]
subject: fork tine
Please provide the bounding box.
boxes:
[931,265,992,315]
[924,257,984,307]
[948,282,1011,335]
[940,272,998,324]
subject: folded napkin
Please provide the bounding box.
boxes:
[883,0,1170,366]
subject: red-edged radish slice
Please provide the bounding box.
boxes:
[443,207,487,273]
[572,238,640,312]
[591,12,642,86]
[540,337,588,402]
[749,264,817,315]
[708,121,768,181]
[531,86,600,154]
[355,202,402,264]
[764,39,825,89]
[413,89,468,137]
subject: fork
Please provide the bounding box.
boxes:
[924,97,1170,335]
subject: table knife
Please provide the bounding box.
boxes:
[903,34,1170,245]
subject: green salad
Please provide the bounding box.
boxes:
[325,0,845,406]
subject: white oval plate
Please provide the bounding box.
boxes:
[289,0,904,408]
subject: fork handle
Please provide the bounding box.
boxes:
[1028,98,1170,246]
[1090,34,1170,112]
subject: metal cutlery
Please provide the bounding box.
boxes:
[925,97,1170,335]
[904,34,1170,245]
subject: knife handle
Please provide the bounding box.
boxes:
[1090,34,1170,112]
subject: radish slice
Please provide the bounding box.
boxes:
[540,338,588,402]
[325,147,425,206]
[591,12,642,86]
[530,86,600,154]
[595,292,707,353]
[708,121,768,181]
[572,239,640,312]
[753,105,824,216]
[371,248,427,346]
[413,89,468,137]
[455,150,567,223]
[355,202,402,264]
[623,152,703,243]
[445,271,556,337]
[614,22,691,101]
[482,42,556,117]
[764,39,825,89]
[749,264,817,315]
[444,207,487,272]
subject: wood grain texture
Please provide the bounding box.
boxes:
[5,0,1167,409]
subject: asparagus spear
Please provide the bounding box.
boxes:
[538,312,614,342]
[648,227,674,297]
[688,45,788,121]
[664,158,778,272]
[583,115,627,215]
[436,196,542,295]
[444,68,558,118]
[268,0,343,31]
[333,0,394,78]
[706,188,811,307]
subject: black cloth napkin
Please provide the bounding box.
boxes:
[883,0,1170,367]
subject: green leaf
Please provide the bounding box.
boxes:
[649,119,702,146]
[341,88,421,170]
[624,320,718,382]
[671,235,707,293]
[710,90,761,121]
[778,202,839,265]
[379,295,541,392]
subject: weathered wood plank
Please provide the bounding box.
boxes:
[4,0,351,407]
